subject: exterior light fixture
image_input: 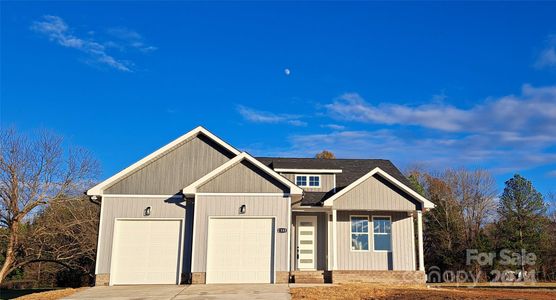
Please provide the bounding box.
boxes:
[144,206,151,216]
[239,205,246,214]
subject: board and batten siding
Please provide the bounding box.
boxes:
[280,173,335,193]
[290,212,328,270]
[336,211,416,271]
[96,196,192,275]
[198,161,289,193]
[105,134,236,195]
[192,195,290,273]
[333,174,420,211]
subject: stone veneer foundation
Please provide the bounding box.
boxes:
[331,270,426,284]
[95,273,110,286]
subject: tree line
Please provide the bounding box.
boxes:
[409,168,556,282]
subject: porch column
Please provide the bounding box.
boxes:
[332,209,338,270]
[417,210,425,271]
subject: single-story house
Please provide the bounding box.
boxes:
[86,126,435,286]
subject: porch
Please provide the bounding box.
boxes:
[289,208,426,284]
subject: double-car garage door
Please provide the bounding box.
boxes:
[110,218,274,285]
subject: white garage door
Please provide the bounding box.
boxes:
[206,218,274,283]
[111,219,182,285]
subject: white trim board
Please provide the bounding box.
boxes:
[322,167,435,209]
[183,152,303,199]
[196,192,290,197]
[274,168,343,174]
[102,194,183,198]
[87,126,240,196]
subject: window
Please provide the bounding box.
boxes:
[309,176,320,187]
[295,175,321,188]
[373,216,392,252]
[350,216,369,251]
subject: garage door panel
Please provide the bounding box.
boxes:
[111,219,182,285]
[206,218,274,284]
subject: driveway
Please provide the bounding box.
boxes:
[64,284,291,300]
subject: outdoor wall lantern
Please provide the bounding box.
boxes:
[239,204,246,214]
[144,206,151,216]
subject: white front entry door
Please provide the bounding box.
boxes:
[296,215,317,270]
[206,218,274,283]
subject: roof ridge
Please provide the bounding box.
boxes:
[255,156,392,161]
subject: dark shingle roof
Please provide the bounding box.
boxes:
[255,157,412,206]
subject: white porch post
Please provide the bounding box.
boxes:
[332,209,338,271]
[327,211,332,270]
[417,210,425,271]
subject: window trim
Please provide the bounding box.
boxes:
[372,215,392,253]
[350,215,370,252]
[295,174,322,188]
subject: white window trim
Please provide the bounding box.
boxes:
[350,215,370,252]
[295,174,321,188]
[372,215,393,253]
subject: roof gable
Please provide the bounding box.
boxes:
[87,126,240,196]
[183,153,303,199]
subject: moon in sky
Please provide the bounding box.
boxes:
[284,68,291,76]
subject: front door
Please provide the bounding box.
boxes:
[296,215,317,270]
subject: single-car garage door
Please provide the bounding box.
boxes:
[111,219,182,285]
[206,218,274,283]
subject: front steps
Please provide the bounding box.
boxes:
[290,270,332,283]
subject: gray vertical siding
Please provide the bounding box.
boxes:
[192,195,290,272]
[280,173,335,193]
[290,212,328,270]
[105,134,235,195]
[333,175,419,211]
[96,196,190,274]
[336,211,415,271]
[198,160,289,193]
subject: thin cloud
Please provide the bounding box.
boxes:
[326,85,556,145]
[31,15,155,72]
[106,27,157,53]
[321,124,346,130]
[237,105,307,126]
[535,34,556,69]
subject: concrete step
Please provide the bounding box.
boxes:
[291,271,330,284]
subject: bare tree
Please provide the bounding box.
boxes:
[443,169,498,245]
[0,128,97,283]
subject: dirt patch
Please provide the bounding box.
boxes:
[13,288,87,300]
[290,284,556,300]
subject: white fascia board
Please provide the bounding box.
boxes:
[323,167,435,209]
[86,126,240,196]
[182,152,304,197]
[274,168,343,174]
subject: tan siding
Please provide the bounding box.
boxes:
[333,175,418,211]
[192,195,290,273]
[96,196,190,274]
[291,212,328,270]
[281,173,335,193]
[198,161,289,193]
[336,211,415,271]
[105,134,235,195]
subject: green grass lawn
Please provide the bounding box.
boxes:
[0,288,54,300]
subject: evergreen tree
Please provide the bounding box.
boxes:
[495,174,547,274]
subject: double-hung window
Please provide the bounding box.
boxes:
[350,216,369,251]
[295,175,320,188]
[373,216,392,252]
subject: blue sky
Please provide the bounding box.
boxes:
[1,2,555,195]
